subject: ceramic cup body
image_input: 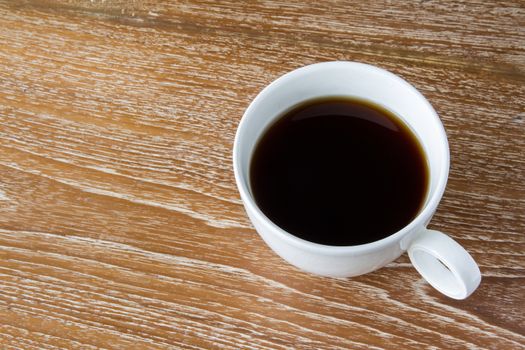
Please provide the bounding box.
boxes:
[233,62,481,299]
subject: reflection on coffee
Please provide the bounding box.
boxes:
[250,97,429,246]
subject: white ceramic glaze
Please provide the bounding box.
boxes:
[233,61,481,299]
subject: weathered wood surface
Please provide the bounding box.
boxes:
[0,1,523,349]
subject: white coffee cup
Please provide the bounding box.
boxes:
[233,61,481,299]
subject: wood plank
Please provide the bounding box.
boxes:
[0,1,523,348]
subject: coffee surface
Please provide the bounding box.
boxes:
[250,97,429,246]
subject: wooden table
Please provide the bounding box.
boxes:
[0,1,523,349]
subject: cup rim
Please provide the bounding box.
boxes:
[233,61,450,255]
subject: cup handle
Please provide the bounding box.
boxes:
[407,229,481,299]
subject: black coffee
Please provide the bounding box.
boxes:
[250,97,429,246]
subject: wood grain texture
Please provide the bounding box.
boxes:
[0,0,524,349]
